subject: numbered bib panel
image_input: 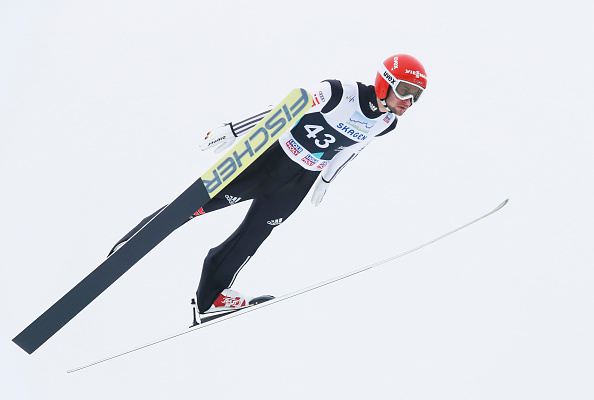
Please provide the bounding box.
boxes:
[284,112,360,168]
[278,80,396,171]
[292,113,359,159]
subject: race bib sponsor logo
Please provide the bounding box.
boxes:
[316,160,329,169]
[336,123,368,141]
[285,138,303,155]
[346,111,376,134]
[301,154,318,167]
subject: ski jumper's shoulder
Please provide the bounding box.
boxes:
[320,79,343,113]
[306,79,359,114]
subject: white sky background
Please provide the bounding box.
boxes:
[1,0,593,398]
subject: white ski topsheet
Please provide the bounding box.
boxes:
[68,199,509,373]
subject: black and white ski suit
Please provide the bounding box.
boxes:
[111,80,398,312]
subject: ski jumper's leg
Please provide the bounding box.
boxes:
[196,164,319,312]
[107,142,291,257]
[107,154,269,256]
[107,193,251,256]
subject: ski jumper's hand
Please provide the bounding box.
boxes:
[199,124,237,154]
[311,177,330,207]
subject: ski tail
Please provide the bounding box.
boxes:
[12,88,312,355]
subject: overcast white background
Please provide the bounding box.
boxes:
[2,1,593,399]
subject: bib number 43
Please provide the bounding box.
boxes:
[304,125,335,149]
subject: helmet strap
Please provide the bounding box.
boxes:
[379,97,395,114]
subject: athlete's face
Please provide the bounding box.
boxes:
[385,88,412,116]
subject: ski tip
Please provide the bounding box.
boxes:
[487,198,509,215]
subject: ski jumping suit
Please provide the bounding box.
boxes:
[110,80,398,312]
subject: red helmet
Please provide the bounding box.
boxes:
[375,54,427,104]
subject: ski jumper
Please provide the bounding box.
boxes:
[110,80,398,312]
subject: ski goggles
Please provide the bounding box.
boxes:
[379,64,425,103]
[392,80,424,104]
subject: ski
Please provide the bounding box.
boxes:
[67,199,509,373]
[12,88,312,355]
